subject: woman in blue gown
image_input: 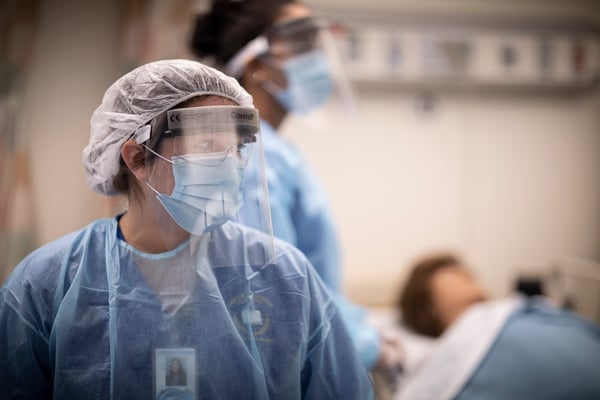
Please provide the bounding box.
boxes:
[0,59,373,399]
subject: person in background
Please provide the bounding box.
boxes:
[0,59,373,399]
[190,0,403,378]
[398,253,488,337]
[394,252,600,399]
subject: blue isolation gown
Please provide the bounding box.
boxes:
[240,120,380,369]
[0,218,373,399]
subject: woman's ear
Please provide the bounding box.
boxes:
[121,139,146,181]
[242,58,266,88]
[245,58,284,87]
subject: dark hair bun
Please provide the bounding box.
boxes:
[190,0,296,66]
[190,12,220,58]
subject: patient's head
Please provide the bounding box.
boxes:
[397,253,488,337]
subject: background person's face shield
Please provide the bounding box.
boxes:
[263,16,327,60]
[264,16,357,115]
[226,16,356,115]
[139,105,275,265]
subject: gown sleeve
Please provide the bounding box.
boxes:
[0,230,79,400]
[300,261,375,399]
[0,254,56,400]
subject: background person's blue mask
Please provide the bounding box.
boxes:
[147,151,245,235]
[266,50,334,115]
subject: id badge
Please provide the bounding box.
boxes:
[154,348,196,400]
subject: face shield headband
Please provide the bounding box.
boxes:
[136,106,259,155]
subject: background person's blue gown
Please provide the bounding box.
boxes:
[0,218,373,399]
[241,120,380,369]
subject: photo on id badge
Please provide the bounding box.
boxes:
[155,348,196,400]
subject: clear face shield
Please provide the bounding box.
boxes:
[140,105,273,247]
[226,16,356,115]
[264,16,327,59]
[97,104,279,397]
[130,104,276,298]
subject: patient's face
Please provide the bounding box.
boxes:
[430,266,488,331]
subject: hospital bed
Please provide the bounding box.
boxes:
[367,258,600,400]
[546,256,600,324]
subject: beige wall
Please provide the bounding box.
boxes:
[19,0,600,306]
[22,0,122,241]
[284,88,600,305]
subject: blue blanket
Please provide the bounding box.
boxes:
[395,297,600,400]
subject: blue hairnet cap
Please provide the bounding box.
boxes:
[83,59,253,196]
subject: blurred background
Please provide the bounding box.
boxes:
[1,0,599,321]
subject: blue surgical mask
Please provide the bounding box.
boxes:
[146,151,245,235]
[266,50,333,115]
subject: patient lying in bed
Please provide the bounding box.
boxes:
[378,253,600,400]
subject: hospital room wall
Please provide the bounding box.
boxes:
[17,0,600,306]
[284,0,600,305]
[284,89,600,305]
[18,0,123,245]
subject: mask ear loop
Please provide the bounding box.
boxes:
[139,144,172,197]
[252,69,267,84]
[253,53,289,90]
[142,143,173,164]
[260,79,286,99]
[252,61,289,111]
